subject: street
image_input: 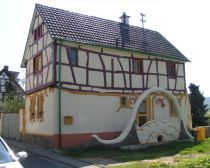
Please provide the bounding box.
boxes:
[21,152,71,168]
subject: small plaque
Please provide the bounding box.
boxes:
[64,116,73,125]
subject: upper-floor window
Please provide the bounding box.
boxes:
[67,48,78,65]
[167,62,176,78]
[33,54,42,74]
[133,59,143,74]
[34,25,42,41]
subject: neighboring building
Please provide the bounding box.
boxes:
[20,4,192,148]
[0,66,24,102]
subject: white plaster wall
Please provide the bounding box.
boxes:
[176,78,185,90]
[61,48,68,63]
[43,46,53,65]
[34,14,39,29]
[103,48,131,58]
[78,50,87,67]
[89,71,104,86]
[32,44,38,56]
[144,61,156,73]
[74,67,86,84]
[106,73,112,87]
[114,74,125,88]
[150,61,157,73]
[147,75,158,88]
[44,32,53,47]
[119,58,129,71]
[60,66,74,83]
[25,89,56,135]
[60,91,131,134]
[158,61,167,74]
[132,75,143,88]
[153,95,170,120]
[38,38,43,52]
[89,53,102,69]
[113,58,122,71]
[38,15,43,24]
[102,55,112,71]
[169,79,176,90]
[159,76,168,89]
[177,64,184,76]
[143,60,150,73]
[125,74,130,88]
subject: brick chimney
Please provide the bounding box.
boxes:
[119,12,130,25]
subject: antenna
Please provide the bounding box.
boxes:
[140,13,146,29]
[140,13,147,51]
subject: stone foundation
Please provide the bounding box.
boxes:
[21,133,52,149]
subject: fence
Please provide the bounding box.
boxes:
[1,113,20,140]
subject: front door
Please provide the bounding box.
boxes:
[136,97,150,127]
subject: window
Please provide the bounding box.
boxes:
[37,94,44,120]
[133,59,143,74]
[29,95,36,120]
[67,48,78,65]
[167,62,176,78]
[29,94,44,121]
[136,100,148,127]
[120,96,128,107]
[34,25,42,41]
[33,54,42,73]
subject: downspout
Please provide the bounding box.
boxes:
[58,39,63,148]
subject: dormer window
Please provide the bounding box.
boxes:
[34,25,42,41]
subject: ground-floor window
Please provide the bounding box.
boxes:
[29,93,44,121]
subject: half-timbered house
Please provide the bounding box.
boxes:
[0,66,24,102]
[21,4,192,148]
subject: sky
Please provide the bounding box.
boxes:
[0,0,210,96]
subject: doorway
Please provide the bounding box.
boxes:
[136,97,150,127]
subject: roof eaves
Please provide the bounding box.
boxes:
[55,37,190,62]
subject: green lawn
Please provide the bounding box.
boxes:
[62,138,210,167]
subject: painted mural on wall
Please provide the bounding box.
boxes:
[92,88,193,145]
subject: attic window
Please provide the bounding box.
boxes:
[34,25,42,41]
[167,62,176,78]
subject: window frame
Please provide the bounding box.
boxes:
[133,58,143,74]
[33,54,42,74]
[67,48,78,66]
[136,98,150,127]
[37,94,44,120]
[167,62,176,79]
[29,95,36,120]
[120,96,129,108]
[34,24,43,41]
